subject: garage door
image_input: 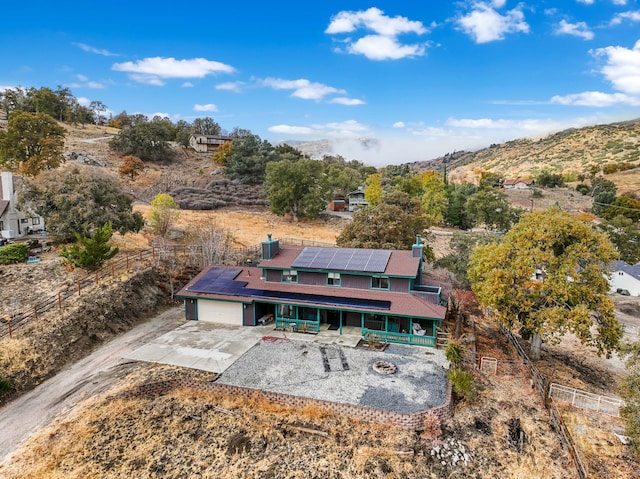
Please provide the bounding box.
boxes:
[197,300,243,325]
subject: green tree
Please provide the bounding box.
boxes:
[536,171,564,188]
[224,134,276,184]
[618,340,640,459]
[20,168,144,243]
[601,194,640,222]
[469,208,621,360]
[434,232,499,289]
[444,182,477,230]
[109,120,174,162]
[465,188,519,231]
[265,159,327,222]
[598,215,640,264]
[337,190,433,257]
[60,222,119,271]
[192,117,222,136]
[0,111,66,176]
[149,193,181,237]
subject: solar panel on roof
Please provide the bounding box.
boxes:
[292,247,391,273]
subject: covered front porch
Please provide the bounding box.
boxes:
[255,302,439,347]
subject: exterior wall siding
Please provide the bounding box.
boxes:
[298,271,325,286]
[390,278,410,293]
[341,274,370,290]
[265,269,281,282]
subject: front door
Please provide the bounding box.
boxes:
[185,299,197,320]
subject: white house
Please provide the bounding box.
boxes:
[347,186,368,212]
[608,260,640,296]
[0,171,45,240]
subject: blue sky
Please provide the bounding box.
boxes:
[1,1,639,166]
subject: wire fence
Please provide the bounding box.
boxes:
[549,383,623,418]
[498,323,589,479]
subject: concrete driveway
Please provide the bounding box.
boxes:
[124,321,362,374]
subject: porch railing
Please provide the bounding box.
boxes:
[275,318,321,333]
[362,328,436,347]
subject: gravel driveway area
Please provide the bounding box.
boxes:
[216,338,449,414]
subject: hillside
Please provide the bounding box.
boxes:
[406,119,640,190]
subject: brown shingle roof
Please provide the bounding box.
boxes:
[259,245,421,278]
[178,265,446,320]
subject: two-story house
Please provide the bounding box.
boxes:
[189,134,233,153]
[177,235,448,347]
[347,187,368,212]
[0,171,45,240]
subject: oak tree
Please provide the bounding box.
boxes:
[118,155,145,180]
[149,193,180,237]
[264,159,327,222]
[0,111,65,176]
[20,167,144,243]
[469,208,622,360]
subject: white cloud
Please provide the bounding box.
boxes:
[457,3,529,43]
[393,121,406,128]
[328,97,365,105]
[261,78,345,100]
[268,125,314,135]
[593,40,640,95]
[576,0,594,4]
[66,74,105,89]
[555,20,594,40]
[182,82,194,87]
[326,7,427,36]
[73,42,118,56]
[610,10,640,25]
[216,81,245,92]
[612,0,628,5]
[112,57,235,85]
[193,103,219,112]
[326,7,428,60]
[129,73,165,86]
[492,0,506,7]
[551,91,640,106]
[347,35,426,60]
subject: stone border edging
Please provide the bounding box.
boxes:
[112,377,453,431]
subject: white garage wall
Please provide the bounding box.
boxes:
[609,271,640,296]
[197,300,244,325]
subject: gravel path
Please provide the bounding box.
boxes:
[217,338,449,413]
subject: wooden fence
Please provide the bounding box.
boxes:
[499,323,589,479]
[0,242,262,339]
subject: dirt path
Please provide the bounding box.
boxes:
[0,307,184,463]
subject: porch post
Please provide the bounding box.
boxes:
[339,310,343,335]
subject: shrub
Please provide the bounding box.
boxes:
[445,341,465,369]
[575,184,591,195]
[0,377,11,395]
[448,368,476,402]
[0,243,29,264]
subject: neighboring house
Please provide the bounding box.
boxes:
[347,186,368,212]
[0,171,45,240]
[177,236,448,347]
[608,260,640,296]
[189,134,233,153]
[328,199,347,212]
[503,179,534,189]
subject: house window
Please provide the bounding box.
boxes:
[0,221,3,230]
[32,218,40,225]
[327,272,341,286]
[371,276,389,290]
[20,218,29,224]
[282,270,298,283]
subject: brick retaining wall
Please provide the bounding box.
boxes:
[114,378,453,431]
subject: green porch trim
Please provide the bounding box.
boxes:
[362,328,436,347]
